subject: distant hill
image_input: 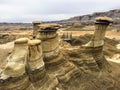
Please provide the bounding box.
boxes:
[1,9,120,26]
[0,23,32,31]
[58,9,120,25]
[0,23,32,26]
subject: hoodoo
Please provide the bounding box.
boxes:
[0,38,30,90]
[27,39,46,83]
[27,39,58,90]
[32,21,41,39]
[83,16,113,47]
[38,24,61,60]
[82,16,113,69]
[37,24,81,86]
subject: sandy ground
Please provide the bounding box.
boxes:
[59,30,120,40]
[0,28,120,40]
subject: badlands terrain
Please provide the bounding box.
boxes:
[0,9,120,90]
[0,24,120,90]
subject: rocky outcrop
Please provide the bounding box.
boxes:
[32,21,41,39]
[82,17,112,47]
[32,23,82,89]
[27,40,45,83]
[82,17,113,69]
[38,24,61,60]
[0,38,30,90]
[0,38,60,90]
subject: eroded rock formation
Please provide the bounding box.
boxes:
[38,24,61,59]
[32,21,41,39]
[0,17,120,90]
[32,24,81,89]
[82,17,113,69]
[83,16,113,47]
[0,38,30,90]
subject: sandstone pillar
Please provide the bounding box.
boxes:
[27,39,46,83]
[83,16,112,47]
[27,39,59,89]
[32,21,41,39]
[82,17,112,69]
[0,38,30,90]
[38,24,61,59]
[37,24,80,87]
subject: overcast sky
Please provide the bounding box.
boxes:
[0,0,120,22]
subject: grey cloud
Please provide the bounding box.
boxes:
[22,1,119,15]
[0,0,120,22]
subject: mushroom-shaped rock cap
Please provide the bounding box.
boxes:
[95,16,113,25]
[38,23,62,30]
[14,38,29,44]
[32,21,42,25]
[28,40,41,46]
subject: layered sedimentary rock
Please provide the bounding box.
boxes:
[27,39,59,90]
[27,39,46,83]
[83,16,113,47]
[1,17,120,90]
[37,23,81,88]
[0,38,60,90]
[37,24,63,69]
[32,21,41,39]
[0,38,30,90]
[38,24,61,58]
[82,17,113,69]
